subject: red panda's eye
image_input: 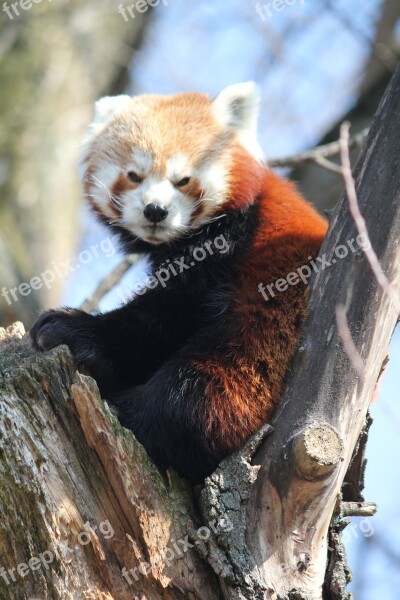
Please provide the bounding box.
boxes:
[127,171,143,184]
[175,177,191,187]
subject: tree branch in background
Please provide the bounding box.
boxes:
[80,254,139,313]
[267,127,368,169]
[0,1,152,329]
[335,119,400,397]
[335,304,366,383]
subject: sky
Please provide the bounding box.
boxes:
[63,1,399,596]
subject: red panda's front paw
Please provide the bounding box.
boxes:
[30,308,86,352]
[29,308,103,372]
[30,308,115,390]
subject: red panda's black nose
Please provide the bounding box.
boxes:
[144,203,169,223]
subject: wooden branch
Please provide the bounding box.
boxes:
[266,127,368,169]
[80,254,139,313]
[341,502,377,518]
[291,422,343,481]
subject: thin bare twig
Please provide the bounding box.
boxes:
[335,121,400,381]
[80,254,138,313]
[267,127,368,169]
[339,121,400,316]
[313,155,344,174]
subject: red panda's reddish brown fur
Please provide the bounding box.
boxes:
[197,167,327,457]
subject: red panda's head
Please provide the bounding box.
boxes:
[79,83,265,245]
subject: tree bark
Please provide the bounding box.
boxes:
[201,63,400,598]
[0,323,219,600]
[1,64,400,600]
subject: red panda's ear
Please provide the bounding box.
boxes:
[92,95,133,126]
[83,95,133,146]
[78,95,132,182]
[212,82,264,162]
[213,82,260,132]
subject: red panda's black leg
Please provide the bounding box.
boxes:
[30,289,202,396]
[30,303,233,482]
[104,319,248,483]
[107,361,219,483]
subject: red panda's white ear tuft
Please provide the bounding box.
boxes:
[213,82,264,162]
[93,95,133,126]
[78,95,132,183]
[213,82,260,132]
[83,95,133,147]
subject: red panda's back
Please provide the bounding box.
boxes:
[199,170,328,458]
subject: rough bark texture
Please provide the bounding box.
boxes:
[0,63,399,600]
[0,324,219,600]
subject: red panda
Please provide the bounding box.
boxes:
[30,83,328,483]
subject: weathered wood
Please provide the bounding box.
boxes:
[0,323,219,600]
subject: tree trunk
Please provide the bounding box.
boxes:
[1,64,399,600]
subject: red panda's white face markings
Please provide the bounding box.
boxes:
[79,83,264,244]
